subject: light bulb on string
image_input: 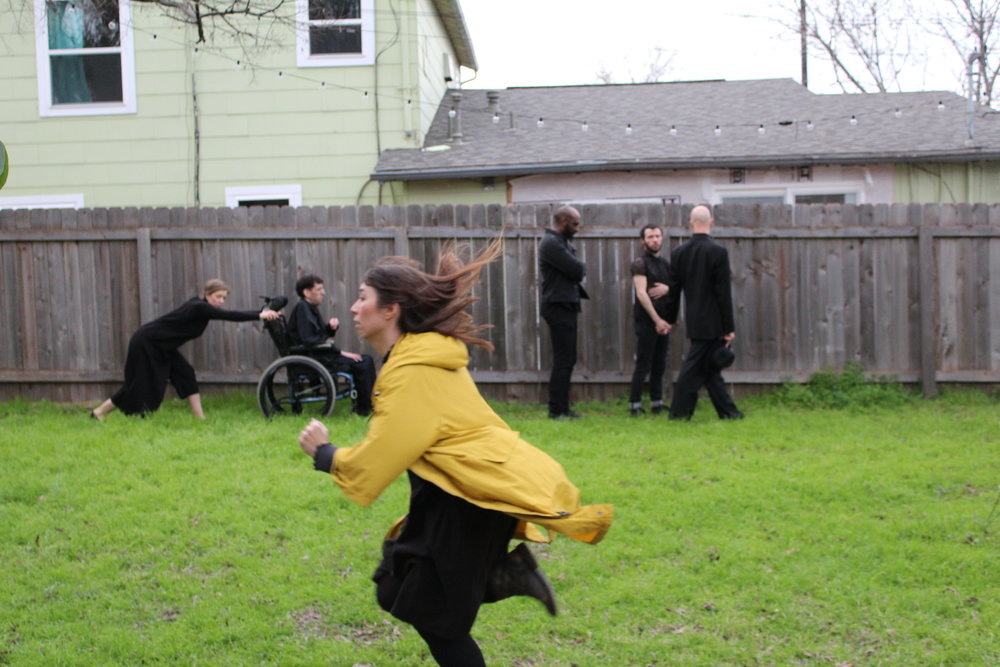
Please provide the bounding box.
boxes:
[320,81,326,90]
[849,115,857,126]
[894,107,902,118]
[234,59,242,70]
[537,118,544,128]
[277,71,284,79]
[406,99,412,110]
[669,125,677,136]
[806,120,815,131]
[937,100,945,111]
[625,123,633,136]
[714,125,722,136]
[492,112,500,124]
[581,120,589,131]
[363,91,369,101]
[758,124,766,135]
[448,108,456,118]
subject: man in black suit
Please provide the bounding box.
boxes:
[538,205,589,419]
[664,205,744,420]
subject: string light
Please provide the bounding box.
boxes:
[125,25,960,136]
[448,108,456,118]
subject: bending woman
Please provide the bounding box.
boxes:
[91,279,278,420]
[298,241,612,667]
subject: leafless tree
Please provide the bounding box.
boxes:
[596,47,675,84]
[927,0,1000,106]
[776,0,916,93]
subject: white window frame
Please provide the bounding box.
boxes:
[33,0,137,117]
[713,182,865,205]
[225,185,302,208]
[295,0,374,67]
[0,193,85,209]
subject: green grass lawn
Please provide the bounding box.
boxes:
[1,388,998,665]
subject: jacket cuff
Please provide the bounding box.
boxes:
[313,444,337,472]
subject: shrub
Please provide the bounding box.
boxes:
[768,362,916,410]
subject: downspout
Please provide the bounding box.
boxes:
[967,50,982,142]
[191,71,201,206]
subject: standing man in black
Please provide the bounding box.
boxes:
[628,224,671,416]
[664,205,744,420]
[289,274,376,416]
[539,205,588,419]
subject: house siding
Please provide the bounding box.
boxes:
[0,0,461,208]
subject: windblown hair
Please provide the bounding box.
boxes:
[363,238,503,350]
[202,279,229,297]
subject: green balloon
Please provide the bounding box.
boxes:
[0,140,8,190]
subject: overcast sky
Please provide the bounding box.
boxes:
[458,0,966,97]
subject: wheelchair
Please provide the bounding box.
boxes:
[256,296,357,418]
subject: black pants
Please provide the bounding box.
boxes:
[629,318,670,404]
[669,338,741,419]
[541,302,579,415]
[317,353,376,414]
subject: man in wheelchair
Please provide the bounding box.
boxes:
[288,274,376,416]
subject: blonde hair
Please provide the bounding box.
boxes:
[202,279,230,297]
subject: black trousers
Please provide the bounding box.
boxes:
[669,338,741,419]
[629,318,670,404]
[541,302,579,415]
[316,352,376,414]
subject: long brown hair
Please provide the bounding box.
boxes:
[363,237,503,350]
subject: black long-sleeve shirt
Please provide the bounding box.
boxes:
[135,297,260,351]
[538,228,589,304]
[288,299,340,354]
[664,233,735,340]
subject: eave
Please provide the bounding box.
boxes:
[372,149,1000,182]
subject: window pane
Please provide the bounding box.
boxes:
[308,0,360,21]
[309,25,362,54]
[795,193,848,204]
[47,0,120,49]
[51,53,122,103]
[721,195,785,205]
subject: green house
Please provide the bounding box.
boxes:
[0,0,476,208]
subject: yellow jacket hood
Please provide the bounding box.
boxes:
[330,332,612,544]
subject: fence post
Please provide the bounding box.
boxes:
[136,228,154,324]
[918,223,938,398]
[392,226,409,256]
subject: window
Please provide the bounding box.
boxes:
[225,185,302,207]
[0,194,85,209]
[296,0,374,67]
[34,0,136,117]
[715,185,862,205]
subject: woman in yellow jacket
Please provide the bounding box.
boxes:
[298,240,612,667]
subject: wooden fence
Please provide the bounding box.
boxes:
[1,203,998,404]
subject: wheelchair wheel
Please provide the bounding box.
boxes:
[257,355,335,418]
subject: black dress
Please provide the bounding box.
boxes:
[373,471,517,638]
[110,297,260,415]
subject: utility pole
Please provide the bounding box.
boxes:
[800,0,808,88]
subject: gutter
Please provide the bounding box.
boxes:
[371,150,1000,181]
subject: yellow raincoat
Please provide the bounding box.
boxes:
[331,332,613,544]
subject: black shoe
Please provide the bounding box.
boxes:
[548,410,580,420]
[721,411,745,420]
[650,405,667,415]
[488,543,558,616]
[629,406,645,417]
